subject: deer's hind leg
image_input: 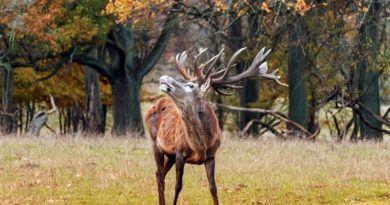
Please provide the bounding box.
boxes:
[163,156,175,177]
[153,144,166,205]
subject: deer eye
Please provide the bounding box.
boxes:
[186,83,194,88]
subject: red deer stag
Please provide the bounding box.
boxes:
[145,47,286,205]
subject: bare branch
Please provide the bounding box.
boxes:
[141,10,178,77]
[239,119,286,138]
[44,123,56,134]
[73,54,114,82]
[353,106,390,135]
[0,111,14,117]
[383,107,390,119]
[357,102,389,127]
[47,95,57,114]
[213,103,312,137]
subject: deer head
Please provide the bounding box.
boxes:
[159,47,287,106]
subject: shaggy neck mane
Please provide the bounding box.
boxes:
[178,99,213,156]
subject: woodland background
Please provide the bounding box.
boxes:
[0,0,389,140]
[1,1,390,204]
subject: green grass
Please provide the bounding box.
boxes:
[0,136,389,204]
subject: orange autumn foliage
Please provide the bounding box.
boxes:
[105,0,174,24]
[14,64,112,107]
[0,0,110,53]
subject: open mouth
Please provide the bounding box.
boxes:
[159,83,173,93]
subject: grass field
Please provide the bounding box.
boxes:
[0,136,389,205]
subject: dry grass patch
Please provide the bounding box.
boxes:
[0,136,389,204]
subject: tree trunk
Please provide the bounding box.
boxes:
[210,34,225,130]
[240,12,262,135]
[102,104,107,133]
[66,108,71,133]
[215,95,224,129]
[357,65,381,139]
[287,17,308,135]
[73,13,176,136]
[59,109,63,134]
[25,101,35,133]
[307,81,318,133]
[84,67,105,135]
[27,96,57,137]
[17,104,23,134]
[128,75,143,133]
[111,73,132,135]
[351,112,359,141]
[228,12,262,135]
[228,13,260,134]
[239,79,260,134]
[27,111,48,136]
[111,73,143,135]
[1,68,14,134]
[357,0,382,140]
[71,102,84,133]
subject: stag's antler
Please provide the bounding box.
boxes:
[212,47,287,86]
[175,47,287,95]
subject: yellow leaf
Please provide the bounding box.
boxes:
[260,2,272,13]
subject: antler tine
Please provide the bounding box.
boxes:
[209,63,235,78]
[210,68,225,78]
[199,50,220,70]
[202,48,224,80]
[220,84,243,89]
[215,88,236,95]
[259,66,289,87]
[256,60,288,86]
[175,51,192,80]
[246,47,271,72]
[215,47,247,81]
[193,48,208,79]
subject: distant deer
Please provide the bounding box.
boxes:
[145,47,286,205]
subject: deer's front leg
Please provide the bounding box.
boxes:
[153,144,166,205]
[205,157,219,205]
[173,152,185,205]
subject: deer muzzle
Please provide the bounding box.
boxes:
[159,75,176,93]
